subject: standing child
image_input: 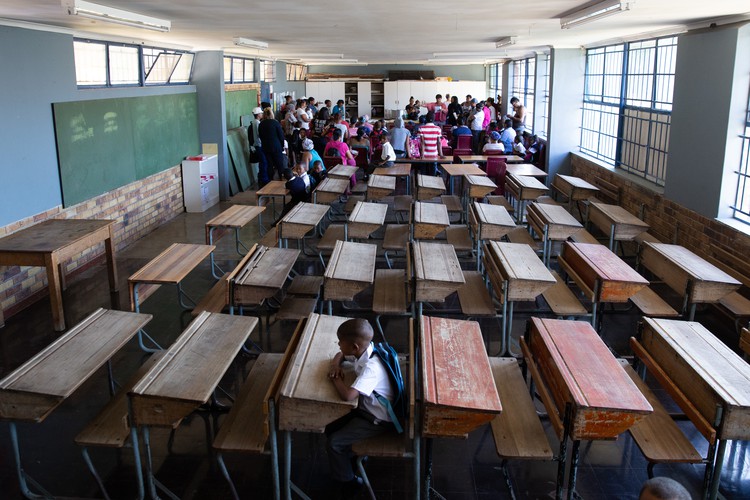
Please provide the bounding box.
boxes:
[326,319,396,496]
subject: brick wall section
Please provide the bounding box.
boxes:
[0,166,184,320]
[571,155,750,262]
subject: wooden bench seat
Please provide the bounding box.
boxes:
[629,287,680,318]
[541,271,588,318]
[441,195,463,223]
[344,195,365,214]
[393,195,413,223]
[569,228,601,245]
[275,297,318,321]
[536,195,562,206]
[446,225,473,252]
[506,226,541,251]
[487,195,515,213]
[383,224,410,269]
[634,231,661,245]
[704,244,750,332]
[286,275,323,297]
[457,271,496,316]
[258,226,280,248]
[741,327,750,359]
[373,269,409,315]
[318,224,347,251]
[192,273,230,316]
[618,359,702,467]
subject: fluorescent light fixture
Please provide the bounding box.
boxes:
[303,59,359,64]
[62,0,170,32]
[274,53,344,59]
[433,52,504,58]
[495,37,517,48]
[561,0,631,29]
[233,37,269,50]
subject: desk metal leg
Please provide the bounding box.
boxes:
[141,426,181,500]
[708,439,728,500]
[566,440,581,500]
[133,284,163,353]
[8,421,54,499]
[608,225,616,251]
[283,431,292,500]
[208,227,225,280]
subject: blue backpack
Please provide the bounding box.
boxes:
[371,342,407,434]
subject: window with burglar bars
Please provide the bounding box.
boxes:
[286,63,307,81]
[511,57,535,132]
[732,96,750,225]
[489,63,503,95]
[580,36,677,186]
[538,53,551,139]
[260,60,276,82]
[224,56,255,83]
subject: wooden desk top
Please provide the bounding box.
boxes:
[560,242,648,302]
[472,202,515,228]
[281,202,330,227]
[484,241,555,300]
[0,308,151,422]
[644,242,741,287]
[128,243,215,285]
[641,317,750,440]
[316,177,350,194]
[556,174,599,192]
[506,164,547,178]
[348,201,388,226]
[395,158,451,164]
[0,219,115,256]
[465,174,497,188]
[373,164,412,176]
[412,241,465,287]
[529,202,582,229]
[507,173,547,190]
[417,174,447,191]
[206,205,265,229]
[367,174,397,190]
[442,164,486,177]
[589,201,649,228]
[325,240,377,284]
[278,313,357,432]
[529,317,652,440]
[256,180,289,197]
[327,164,359,179]
[456,154,524,164]
[232,245,300,290]
[413,201,450,226]
[129,312,257,427]
[420,315,502,437]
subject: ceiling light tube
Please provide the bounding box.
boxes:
[433,52,505,57]
[495,37,517,48]
[561,0,631,29]
[233,37,269,50]
[62,0,170,32]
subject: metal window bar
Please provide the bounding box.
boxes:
[732,128,750,224]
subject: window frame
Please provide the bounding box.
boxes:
[511,57,535,132]
[223,55,256,84]
[731,92,750,225]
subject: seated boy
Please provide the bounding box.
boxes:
[326,318,396,495]
[365,132,396,178]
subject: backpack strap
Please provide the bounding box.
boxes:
[373,391,403,434]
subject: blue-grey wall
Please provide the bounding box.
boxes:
[547,48,585,180]
[307,63,485,81]
[272,61,307,98]
[0,25,198,227]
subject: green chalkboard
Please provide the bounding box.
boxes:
[53,93,200,207]
[225,89,258,130]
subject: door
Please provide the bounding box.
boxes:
[357,81,371,118]
[384,82,399,116]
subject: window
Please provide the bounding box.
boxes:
[260,60,276,82]
[489,62,503,93]
[74,39,193,87]
[732,93,750,224]
[223,56,255,83]
[538,53,551,139]
[286,63,307,81]
[511,57,535,132]
[580,36,677,185]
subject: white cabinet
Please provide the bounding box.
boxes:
[182,154,219,213]
[357,81,371,118]
[306,81,346,105]
[384,80,487,117]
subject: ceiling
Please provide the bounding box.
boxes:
[1,0,749,64]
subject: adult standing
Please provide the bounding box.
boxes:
[507,97,527,135]
[418,111,444,175]
[248,106,268,187]
[447,95,462,126]
[469,102,485,153]
[296,99,311,131]
[258,107,288,183]
[389,117,411,158]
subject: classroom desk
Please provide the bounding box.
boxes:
[0,218,118,331]
[552,174,599,212]
[323,240,377,312]
[129,312,258,500]
[373,164,413,195]
[558,242,648,328]
[347,201,388,239]
[257,181,290,234]
[468,202,516,271]
[412,241,465,316]
[313,177,350,204]
[638,317,750,500]
[412,201,450,240]
[483,241,555,355]
[504,173,548,224]
[366,174,396,201]
[277,313,357,498]
[415,174,446,201]
[506,163,547,178]
[639,242,741,320]
[279,202,330,244]
[229,245,300,308]
[525,317,652,499]
[205,205,266,278]
[0,308,151,498]
[326,164,359,180]
[588,201,649,251]
[440,163,486,195]
[464,174,497,199]
[456,154,524,164]
[526,202,583,267]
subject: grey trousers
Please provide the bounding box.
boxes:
[325,411,393,482]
